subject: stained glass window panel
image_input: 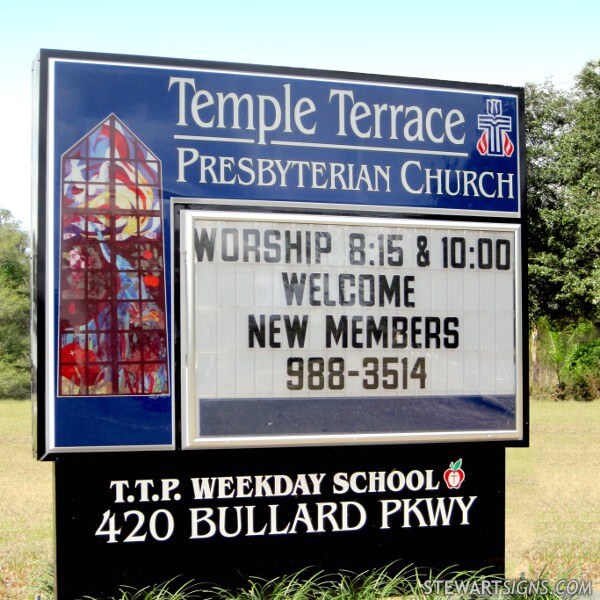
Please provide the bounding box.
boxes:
[58,114,169,396]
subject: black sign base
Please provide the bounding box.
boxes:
[55,444,504,599]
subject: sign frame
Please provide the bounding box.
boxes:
[33,48,528,600]
[53,444,506,598]
[178,202,524,449]
[32,49,528,458]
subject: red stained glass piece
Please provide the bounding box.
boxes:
[143,274,160,287]
[60,342,101,386]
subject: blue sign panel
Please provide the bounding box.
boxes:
[51,59,521,217]
[33,50,525,455]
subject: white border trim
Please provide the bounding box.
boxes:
[41,54,523,453]
[179,202,523,449]
[45,60,176,453]
[51,56,522,219]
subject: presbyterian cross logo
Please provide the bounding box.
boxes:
[477,99,515,157]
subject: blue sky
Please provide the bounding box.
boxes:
[1,0,598,226]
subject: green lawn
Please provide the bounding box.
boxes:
[0,400,52,599]
[0,399,598,598]
[506,400,600,584]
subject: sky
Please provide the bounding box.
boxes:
[0,0,598,228]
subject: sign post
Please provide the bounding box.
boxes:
[32,49,527,599]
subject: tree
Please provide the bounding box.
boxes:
[554,60,600,323]
[526,61,600,325]
[0,209,30,398]
[524,80,572,323]
[560,60,600,200]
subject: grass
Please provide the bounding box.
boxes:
[505,399,600,584]
[0,400,53,599]
[203,566,497,600]
[83,567,588,600]
[0,398,598,598]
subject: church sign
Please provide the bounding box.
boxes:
[32,50,527,598]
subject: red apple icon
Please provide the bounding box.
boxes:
[443,458,465,489]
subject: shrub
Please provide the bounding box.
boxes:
[564,338,600,401]
[0,361,30,399]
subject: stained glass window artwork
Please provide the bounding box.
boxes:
[58,115,169,396]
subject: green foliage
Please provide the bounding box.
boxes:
[535,319,596,400]
[0,209,30,398]
[84,578,202,600]
[526,61,600,325]
[559,60,600,198]
[563,337,600,401]
[525,80,571,324]
[556,60,600,323]
[0,209,30,287]
[28,560,54,600]
[0,362,31,398]
[210,568,326,600]
[80,566,580,600]
[524,80,570,250]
